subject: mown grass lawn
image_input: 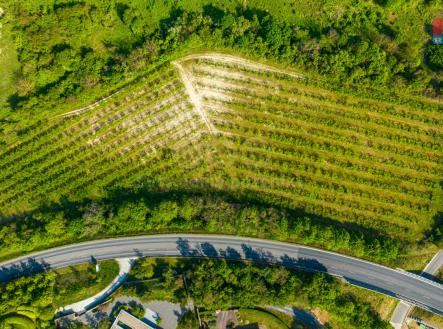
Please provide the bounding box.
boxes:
[52,260,119,309]
[237,308,292,329]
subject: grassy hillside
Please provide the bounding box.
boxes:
[180,54,442,240]
[0,7,20,111]
[0,0,442,266]
[0,53,441,266]
[0,62,206,216]
[52,260,119,308]
[0,2,441,327]
[1,0,441,147]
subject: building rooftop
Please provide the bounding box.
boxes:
[110,310,155,329]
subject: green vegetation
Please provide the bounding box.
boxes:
[0,56,441,266]
[52,260,119,308]
[237,308,295,329]
[1,0,441,143]
[0,2,441,267]
[187,56,442,242]
[340,282,397,321]
[111,302,145,319]
[410,307,443,329]
[0,193,405,264]
[0,0,442,287]
[0,8,20,112]
[1,0,441,119]
[177,311,199,329]
[0,314,35,329]
[122,258,185,303]
[0,260,118,328]
[0,274,54,328]
[264,308,311,329]
[125,258,391,329]
[0,257,402,329]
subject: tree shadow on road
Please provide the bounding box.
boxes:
[0,258,51,282]
[175,239,328,275]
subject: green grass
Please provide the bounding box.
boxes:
[237,308,292,329]
[187,56,442,241]
[410,307,443,329]
[52,260,119,309]
[1,55,441,240]
[0,8,19,110]
[340,282,397,321]
[121,279,182,303]
[0,52,441,267]
[262,308,310,329]
[0,313,35,329]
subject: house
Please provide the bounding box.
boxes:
[110,310,155,329]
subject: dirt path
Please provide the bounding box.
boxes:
[172,60,217,135]
[177,52,309,81]
[51,91,121,120]
[51,52,301,130]
[171,52,313,140]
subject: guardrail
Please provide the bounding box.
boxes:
[408,316,438,329]
[396,268,443,290]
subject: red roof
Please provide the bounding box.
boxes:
[433,18,443,36]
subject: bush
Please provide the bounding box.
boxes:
[426,45,443,70]
[111,302,145,320]
[177,311,198,329]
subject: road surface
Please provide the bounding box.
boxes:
[390,250,443,329]
[1,234,442,316]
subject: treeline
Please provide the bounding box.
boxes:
[0,257,391,329]
[428,212,443,248]
[0,191,401,263]
[126,258,392,329]
[0,273,54,328]
[6,1,441,115]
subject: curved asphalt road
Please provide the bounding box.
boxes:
[0,234,442,316]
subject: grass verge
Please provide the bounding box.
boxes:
[237,308,293,329]
[52,260,119,309]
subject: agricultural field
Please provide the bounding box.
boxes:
[0,1,442,328]
[177,53,443,241]
[1,53,441,244]
[0,61,211,218]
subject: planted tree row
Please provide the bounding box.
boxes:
[184,58,442,240]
